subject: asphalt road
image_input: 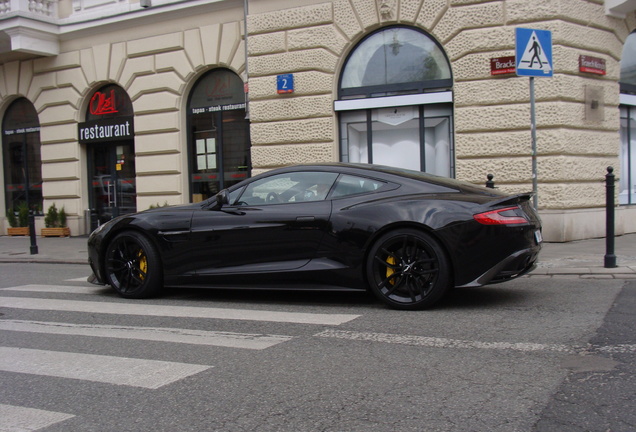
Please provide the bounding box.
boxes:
[0,262,634,432]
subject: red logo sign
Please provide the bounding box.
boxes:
[89,89,118,115]
[206,76,232,99]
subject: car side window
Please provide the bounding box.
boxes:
[237,172,339,205]
[227,186,245,205]
[331,175,386,198]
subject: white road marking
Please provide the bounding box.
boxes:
[64,277,91,282]
[0,347,210,389]
[0,404,74,432]
[0,292,360,325]
[315,329,577,353]
[1,284,104,294]
[0,319,292,350]
[596,344,636,354]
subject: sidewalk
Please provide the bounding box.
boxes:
[0,233,635,279]
[0,235,88,265]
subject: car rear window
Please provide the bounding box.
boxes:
[331,175,387,198]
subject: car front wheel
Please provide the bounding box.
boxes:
[104,231,163,299]
[366,228,450,310]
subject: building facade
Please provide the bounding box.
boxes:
[1,0,635,241]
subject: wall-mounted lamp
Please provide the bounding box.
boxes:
[140,0,151,8]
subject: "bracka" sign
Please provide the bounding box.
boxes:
[490,56,516,75]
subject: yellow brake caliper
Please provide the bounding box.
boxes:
[137,249,147,280]
[386,256,396,285]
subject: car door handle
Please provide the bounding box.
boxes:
[158,230,190,242]
[296,216,315,222]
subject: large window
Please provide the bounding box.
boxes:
[2,98,42,215]
[619,31,636,205]
[187,69,251,202]
[620,103,635,205]
[336,26,453,176]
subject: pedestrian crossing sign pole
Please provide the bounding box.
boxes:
[516,28,553,209]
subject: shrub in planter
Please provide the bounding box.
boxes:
[6,202,30,235]
[41,203,70,237]
[6,207,18,228]
[44,203,59,228]
[17,202,29,228]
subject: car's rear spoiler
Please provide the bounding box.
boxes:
[486,192,534,208]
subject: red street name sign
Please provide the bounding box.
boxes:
[491,56,516,75]
[579,55,606,75]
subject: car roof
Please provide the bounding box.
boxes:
[268,163,506,197]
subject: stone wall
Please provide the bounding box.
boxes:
[0,5,247,233]
[1,0,635,239]
[246,0,634,208]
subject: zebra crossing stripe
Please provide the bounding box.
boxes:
[0,319,292,350]
[0,292,360,325]
[0,404,74,431]
[0,347,211,389]
[2,284,104,295]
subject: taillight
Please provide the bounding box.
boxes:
[473,206,529,225]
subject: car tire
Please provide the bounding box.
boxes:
[366,228,450,310]
[104,231,163,299]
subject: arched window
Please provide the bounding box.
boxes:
[187,69,251,202]
[2,98,42,216]
[336,26,454,176]
[340,26,452,98]
[619,31,636,205]
[621,32,636,94]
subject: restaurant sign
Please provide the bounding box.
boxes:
[3,126,40,136]
[78,117,134,144]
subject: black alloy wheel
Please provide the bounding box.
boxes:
[104,231,163,298]
[367,228,450,310]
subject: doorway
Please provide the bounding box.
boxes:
[88,141,136,230]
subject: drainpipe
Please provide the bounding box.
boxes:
[243,0,250,120]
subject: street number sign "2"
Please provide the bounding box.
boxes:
[277,74,294,94]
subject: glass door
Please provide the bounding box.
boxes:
[89,142,136,229]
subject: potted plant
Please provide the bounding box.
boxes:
[41,203,70,237]
[6,202,30,236]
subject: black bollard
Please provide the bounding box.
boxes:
[486,174,495,189]
[29,212,38,255]
[604,166,616,268]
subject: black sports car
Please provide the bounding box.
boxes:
[88,163,542,310]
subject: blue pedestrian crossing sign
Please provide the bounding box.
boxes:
[515,28,553,77]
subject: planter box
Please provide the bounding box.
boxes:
[7,227,29,236]
[41,227,71,237]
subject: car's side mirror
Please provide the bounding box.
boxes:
[209,189,229,210]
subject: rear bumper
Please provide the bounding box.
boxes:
[456,246,540,288]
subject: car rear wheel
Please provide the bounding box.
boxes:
[104,231,163,298]
[366,228,450,310]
